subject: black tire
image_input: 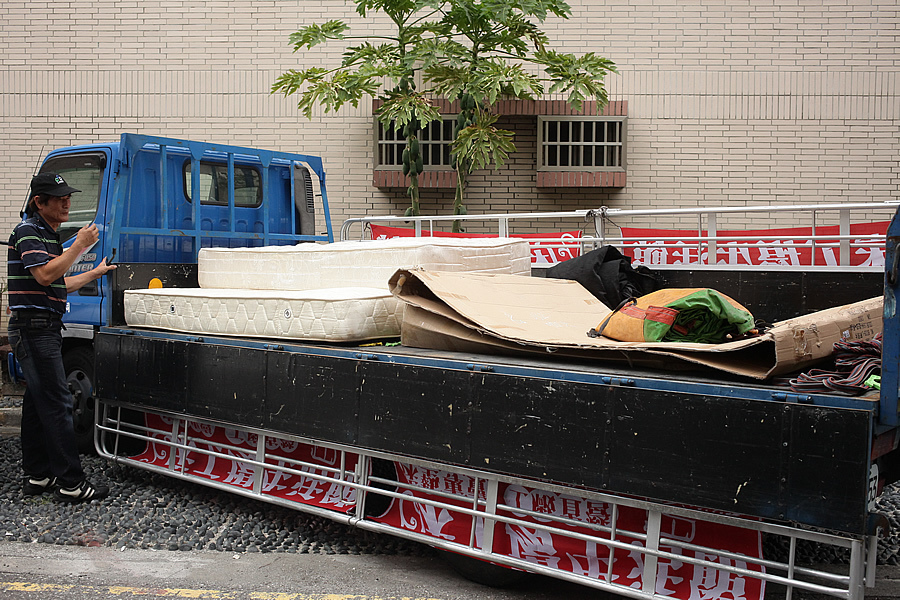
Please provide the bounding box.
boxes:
[364,459,398,518]
[440,550,530,588]
[63,346,96,454]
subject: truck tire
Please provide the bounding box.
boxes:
[364,459,398,518]
[440,551,530,588]
[64,346,96,455]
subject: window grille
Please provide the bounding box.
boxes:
[538,116,626,171]
[376,118,455,169]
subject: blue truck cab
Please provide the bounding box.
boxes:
[19,133,334,450]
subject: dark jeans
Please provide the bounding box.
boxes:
[8,311,84,487]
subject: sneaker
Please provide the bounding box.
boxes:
[23,476,57,496]
[53,480,109,503]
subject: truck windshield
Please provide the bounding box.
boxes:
[39,153,105,243]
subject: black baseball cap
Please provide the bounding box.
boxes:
[30,172,81,197]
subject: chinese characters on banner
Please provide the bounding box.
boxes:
[135,414,359,513]
[372,463,765,600]
[134,418,764,600]
[621,222,889,268]
[369,224,582,265]
[371,222,887,268]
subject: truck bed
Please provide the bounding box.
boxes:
[96,320,878,536]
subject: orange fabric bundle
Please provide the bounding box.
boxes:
[590,288,756,343]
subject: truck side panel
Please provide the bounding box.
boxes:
[96,328,873,535]
[656,269,883,323]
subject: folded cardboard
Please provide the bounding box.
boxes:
[389,269,883,379]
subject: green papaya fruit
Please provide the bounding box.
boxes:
[456,113,467,132]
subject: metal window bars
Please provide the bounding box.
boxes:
[376,119,455,169]
[97,401,879,600]
[539,117,625,169]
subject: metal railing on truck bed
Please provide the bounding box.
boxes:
[341,201,899,270]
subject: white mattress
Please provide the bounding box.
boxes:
[124,287,403,342]
[197,237,531,291]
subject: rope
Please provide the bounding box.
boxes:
[781,333,882,396]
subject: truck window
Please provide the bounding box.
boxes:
[183,160,262,208]
[38,153,105,243]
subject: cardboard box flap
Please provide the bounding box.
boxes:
[767,297,883,370]
[389,269,883,380]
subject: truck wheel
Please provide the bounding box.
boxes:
[440,551,530,588]
[364,459,398,518]
[64,346,95,455]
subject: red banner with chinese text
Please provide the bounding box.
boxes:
[134,416,764,599]
[369,224,582,265]
[620,222,888,268]
[134,414,359,513]
[372,462,765,600]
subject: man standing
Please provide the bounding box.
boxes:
[8,172,116,502]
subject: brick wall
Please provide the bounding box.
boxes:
[0,0,897,263]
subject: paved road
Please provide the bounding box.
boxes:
[0,540,613,600]
[3,541,900,600]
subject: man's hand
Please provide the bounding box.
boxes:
[73,223,99,252]
[92,257,117,277]
[64,257,117,293]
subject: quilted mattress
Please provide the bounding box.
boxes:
[124,287,403,342]
[197,237,531,291]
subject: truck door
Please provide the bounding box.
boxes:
[37,149,113,326]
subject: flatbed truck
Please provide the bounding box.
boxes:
[20,134,900,599]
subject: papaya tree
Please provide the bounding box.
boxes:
[272,0,444,216]
[273,0,616,224]
[425,0,617,230]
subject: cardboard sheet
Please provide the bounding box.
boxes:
[389,269,883,379]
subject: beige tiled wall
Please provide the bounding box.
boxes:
[0,0,897,258]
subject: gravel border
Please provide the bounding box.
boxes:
[0,436,429,556]
[0,396,22,409]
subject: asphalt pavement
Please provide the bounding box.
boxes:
[0,540,612,600]
[2,539,900,600]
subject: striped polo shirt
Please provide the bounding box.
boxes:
[7,214,67,314]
